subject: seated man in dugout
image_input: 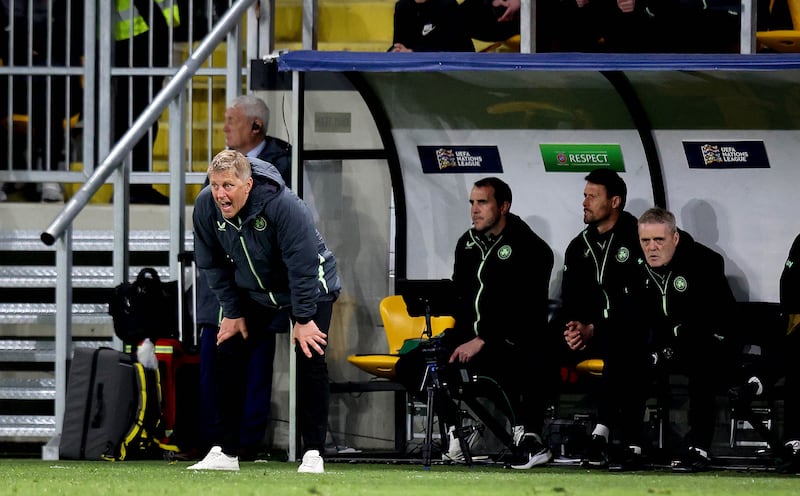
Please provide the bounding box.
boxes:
[395,176,558,469]
[728,231,800,474]
[602,207,741,473]
[557,169,646,471]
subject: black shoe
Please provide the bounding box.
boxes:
[728,380,761,408]
[608,446,645,472]
[581,435,608,469]
[238,445,269,462]
[671,447,711,473]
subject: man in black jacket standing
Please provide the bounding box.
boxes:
[396,176,556,469]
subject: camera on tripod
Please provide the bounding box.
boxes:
[419,337,448,366]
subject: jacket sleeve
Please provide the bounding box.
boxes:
[557,239,589,329]
[781,234,800,314]
[688,246,737,343]
[391,1,413,47]
[192,194,244,319]
[269,191,326,321]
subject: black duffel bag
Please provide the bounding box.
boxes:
[108,267,180,345]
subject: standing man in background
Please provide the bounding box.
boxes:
[222,94,292,181]
[113,0,178,204]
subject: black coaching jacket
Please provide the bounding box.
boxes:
[451,212,553,348]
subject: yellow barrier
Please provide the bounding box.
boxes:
[63,162,114,204]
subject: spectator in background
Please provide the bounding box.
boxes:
[558,0,655,52]
[0,0,82,202]
[389,0,475,52]
[458,0,520,43]
[195,94,292,461]
[113,0,179,204]
[643,0,740,53]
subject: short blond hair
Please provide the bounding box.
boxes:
[208,149,252,182]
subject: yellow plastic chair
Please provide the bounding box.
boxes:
[575,358,604,377]
[757,0,800,52]
[475,34,521,53]
[347,295,454,381]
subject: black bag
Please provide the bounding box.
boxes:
[60,348,138,460]
[114,357,178,461]
[60,347,178,461]
[108,268,180,345]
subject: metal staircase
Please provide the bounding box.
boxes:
[0,223,190,448]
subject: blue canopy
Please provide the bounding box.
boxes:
[278,50,800,73]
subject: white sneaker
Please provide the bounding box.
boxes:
[444,425,481,462]
[512,425,526,446]
[41,182,64,202]
[187,446,240,471]
[510,429,552,469]
[297,449,324,474]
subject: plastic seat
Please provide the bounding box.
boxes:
[575,358,604,377]
[347,295,454,380]
[476,34,521,53]
[757,0,800,52]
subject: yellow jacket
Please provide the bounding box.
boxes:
[113,0,180,41]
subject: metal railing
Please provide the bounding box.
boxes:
[28,0,261,459]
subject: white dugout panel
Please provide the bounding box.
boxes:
[396,128,655,300]
[655,129,800,303]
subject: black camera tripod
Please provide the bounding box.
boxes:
[418,339,476,468]
[397,278,516,469]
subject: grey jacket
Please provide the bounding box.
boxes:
[192,157,340,323]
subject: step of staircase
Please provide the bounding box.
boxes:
[0,340,115,364]
[0,378,56,400]
[0,415,56,441]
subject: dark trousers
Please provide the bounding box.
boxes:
[199,321,277,453]
[597,353,651,448]
[395,328,557,436]
[784,332,800,441]
[210,300,333,456]
[296,300,334,453]
[601,336,734,454]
